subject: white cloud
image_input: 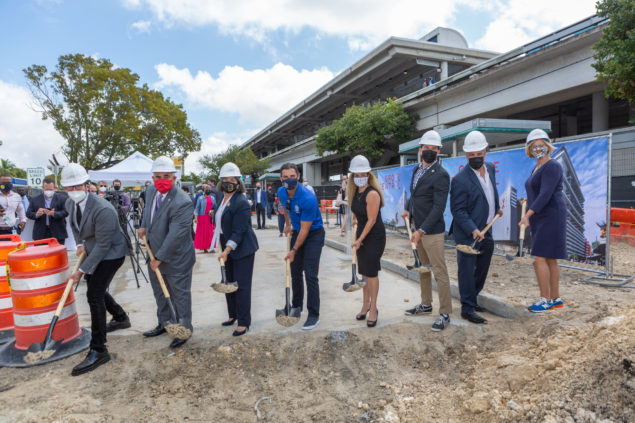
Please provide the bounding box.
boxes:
[131,19,152,33]
[154,62,335,126]
[0,80,66,171]
[122,0,465,51]
[185,131,253,175]
[475,0,598,51]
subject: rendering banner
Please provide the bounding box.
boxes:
[378,137,609,260]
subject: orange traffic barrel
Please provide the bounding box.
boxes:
[0,238,90,367]
[0,234,21,344]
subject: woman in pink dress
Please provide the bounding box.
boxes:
[194,188,215,253]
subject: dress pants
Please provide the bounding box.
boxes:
[224,252,255,327]
[290,227,325,318]
[85,257,126,352]
[415,233,452,315]
[148,266,193,331]
[256,204,266,228]
[456,236,494,313]
[277,214,286,234]
[35,225,66,246]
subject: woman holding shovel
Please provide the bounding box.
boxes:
[215,162,259,336]
[347,155,386,327]
[520,129,567,313]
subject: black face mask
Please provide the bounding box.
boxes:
[221,181,237,193]
[421,150,437,164]
[204,190,212,195]
[468,156,484,170]
[113,185,121,191]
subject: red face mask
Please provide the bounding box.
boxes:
[154,178,173,194]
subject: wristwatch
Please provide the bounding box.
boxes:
[291,247,297,253]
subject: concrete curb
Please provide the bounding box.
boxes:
[325,238,528,319]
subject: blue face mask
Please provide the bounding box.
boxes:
[0,183,12,193]
[283,178,298,190]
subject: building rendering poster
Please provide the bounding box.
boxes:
[378,137,609,259]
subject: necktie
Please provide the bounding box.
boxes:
[155,193,163,211]
[76,205,82,227]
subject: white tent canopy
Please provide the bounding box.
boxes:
[87,151,181,187]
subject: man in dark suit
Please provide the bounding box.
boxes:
[402,131,452,331]
[254,182,267,229]
[62,163,131,376]
[450,131,500,324]
[138,156,195,349]
[26,177,69,245]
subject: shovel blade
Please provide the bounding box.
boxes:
[275,307,301,327]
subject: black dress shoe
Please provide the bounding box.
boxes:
[106,316,131,333]
[143,325,166,337]
[461,312,488,324]
[170,338,188,348]
[475,305,487,313]
[71,349,111,376]
[232,326,249,336]
[222,318,237,326]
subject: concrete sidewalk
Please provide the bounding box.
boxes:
[71,228,498,342]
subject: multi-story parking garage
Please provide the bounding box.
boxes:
[241,15,634,206]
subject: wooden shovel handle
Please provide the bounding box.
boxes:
[481,209,503,236]
[143,236,171,299]
[519,200,528,241]
[219,257,225,266]
[54,252,86,317]
[285,234,292,289]
[351,224,358,265]
[404,218,417,250]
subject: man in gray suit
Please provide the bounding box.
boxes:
[138,156,195,348]
[62,163,131,376]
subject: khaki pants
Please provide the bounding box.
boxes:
[415,232,452,315]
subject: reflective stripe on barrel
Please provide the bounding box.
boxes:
[0,296,11,309]
[9,270,68,292]
[13,301,78,327]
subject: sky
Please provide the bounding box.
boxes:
[0,0,599,175]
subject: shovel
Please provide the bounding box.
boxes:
[143,236,191,340]
[404,218,430,273]
[211,257,239,293]
[457,210,503,255]
[342,224,367,292]
[275,234,301,327]
[517,199,528,257]
[23,252,86,364]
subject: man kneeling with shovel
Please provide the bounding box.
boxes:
[62,163,131,376]
[138,157,196,348]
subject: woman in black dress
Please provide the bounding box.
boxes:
[347,155,386,327]
[519,129,567,313]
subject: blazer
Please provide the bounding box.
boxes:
[26,193,69,241]
[194,195,215,216]
[218,192,259,260]
[66,193,129,274]
[141,184,196,275]
[450,162,500,245]
[254,189,268,207]
[405,161,449,235]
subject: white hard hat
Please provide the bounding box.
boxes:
[463,130,488,153]
[219,162,242,178]
[419,130,442,147]
[348,155,371,173]
[60,163,89,187]
[526,128,550,145]
[151,156,177,173]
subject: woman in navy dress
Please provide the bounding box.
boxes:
[519,129,567,313]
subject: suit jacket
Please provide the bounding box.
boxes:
[66,193,129,274]
[405,161,449,235]
[219,192,259,260]
[26,193,69,241]
[141,185,195,274]
[450,162,500,245]
[254,189,268,207]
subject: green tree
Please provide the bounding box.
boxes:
[181,172,203,184]
[0,159,27,179]
[592,0,635,103]
[199,145,269,182]
[315,99,417,160]
[24,54,202,169]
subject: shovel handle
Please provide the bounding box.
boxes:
[404,218,417,250]
[519,200,527,241]
[480,209,503,237]
[351,224,358,265]
[143,236,171,299]
[285,234,291,289]
[54,252,86,317]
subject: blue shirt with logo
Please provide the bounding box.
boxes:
[277,185,323,231]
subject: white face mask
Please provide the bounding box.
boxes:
[99,186,107,192]
[532,146,548,159]
[44,190,55,198]
[68,190,86,203]
[354,177,368,187]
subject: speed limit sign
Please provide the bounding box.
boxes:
[27,167,45,186]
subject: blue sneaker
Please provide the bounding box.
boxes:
[528,298,553,313]
[550,298,564,309]
[302,315,320,330]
